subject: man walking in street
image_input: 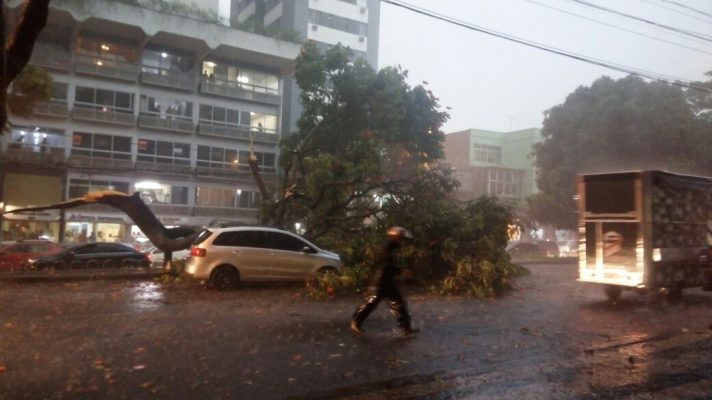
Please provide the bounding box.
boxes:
[351,226,418,336]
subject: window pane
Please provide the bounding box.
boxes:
[199,104,212,120]
[227,109,239,124]
[94,134,111,150]
[115,92,132,110]
[197,145,210,160]
[95,89,113,106]
[156,141,172,157]
[114,136,131,153]
[213,107,225,122]
[174,143,190,158]
[75,86,94,103]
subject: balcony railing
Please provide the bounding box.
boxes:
[193,206,258,219]
[75,54,139,82]
[197,121,278,144]
[33,100,69,118]
[29,43,71,71]
[136,157,193,173]
[138,113,195,134]
[199,77,281,105]
[72,104,136,126]
[67,153,133,170]
[2,146,65,164]
[140,67,197,91]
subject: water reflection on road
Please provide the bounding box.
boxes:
[125,281,165,311]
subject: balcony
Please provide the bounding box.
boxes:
[193,206,258,219]
[1,145,65,165]
[75,54,139,82]
[140,67,197,92]
[135,157,193,174]
[197,121,278,144]
[32,100,69,118]
[72,104,136,126]
[139,113,195,134]
[67,152,133,170]
[199,77,281,105]
[29,43,71,71]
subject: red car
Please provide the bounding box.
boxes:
[0,240,64,271]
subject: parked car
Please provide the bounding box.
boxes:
[536,240,560,257]
[507,242,548,261]
[0,239,64,271]
[185,226,344,289]
[145,246,190,267]
[28,242,151,270]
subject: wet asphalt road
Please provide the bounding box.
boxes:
[1,262,712,399]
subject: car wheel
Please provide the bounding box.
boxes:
[210,266,239,290]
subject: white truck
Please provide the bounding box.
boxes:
[577,170,712,300]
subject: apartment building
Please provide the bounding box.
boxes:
[230,0,380,134]
[443,128,542,203]
[0,0,301,244]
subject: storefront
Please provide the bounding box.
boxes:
[2,211,61,242]
[64,213,130,244]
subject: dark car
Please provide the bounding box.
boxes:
[28,242,151,270]
[536,240,560,257]
[507,242,548,261]
[0,240,64,271]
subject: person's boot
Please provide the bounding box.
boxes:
[350,320,364,335]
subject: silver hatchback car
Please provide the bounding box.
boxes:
[184,226,344,289]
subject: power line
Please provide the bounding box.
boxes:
[642,0,712,25]
[568,0,712,43]
[526,0,712,56]
[658,0,712,19]
[380,0,712,93]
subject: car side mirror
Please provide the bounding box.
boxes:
[301,246,314,254]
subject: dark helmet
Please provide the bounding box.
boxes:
[387,226,413,242]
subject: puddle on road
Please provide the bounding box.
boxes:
[125,282,165,311]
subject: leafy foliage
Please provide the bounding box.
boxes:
[7,65,52,118]
[258,43,526,298]
[531,75,712,228]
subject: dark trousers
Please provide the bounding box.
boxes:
[352,281,411,330]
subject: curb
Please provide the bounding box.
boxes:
[0,268,164,282]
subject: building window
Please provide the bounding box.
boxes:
[68,178,130,198]
[309,10,367,36]
[487,169,520,197]
[472,143,502,164]
[76,35,138,63]
[71,132,131,160]
[140,95,192,119]
[9,126,64,152]
[201,61,279,95]
[196,145,239,169]
[52,82,68,102]
[195,186,261,209]
[134,180,189,205]
[137,139,190,165]
[199,104,277,134]
[141,46,194,75]
[75,86,134,113]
